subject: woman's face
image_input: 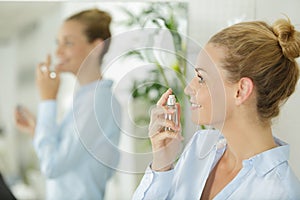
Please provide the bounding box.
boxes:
[184,43,235,127]
[55,20,95,74]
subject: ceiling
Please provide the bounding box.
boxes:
[0,2,60,43]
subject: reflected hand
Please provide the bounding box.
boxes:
[36,54,60,100]
[149,88,183,171]
[15,105,36,137]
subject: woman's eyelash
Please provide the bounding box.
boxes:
[197,74,205,83]
[65,41,73,45]
[55,40,73,46]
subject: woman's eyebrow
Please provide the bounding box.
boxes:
[195,67,207,73]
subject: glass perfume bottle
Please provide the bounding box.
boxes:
[165,95,178,131]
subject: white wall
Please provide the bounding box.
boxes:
[255,0,300,179]
[0,3,63,199]
[0,40,18,177]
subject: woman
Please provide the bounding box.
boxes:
[133,18,300,199]
[15,9,121,200]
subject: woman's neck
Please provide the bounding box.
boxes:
[76,64,102,86]
[221,118,277,162]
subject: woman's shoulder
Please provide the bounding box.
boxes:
[271,161,300,198]
[250,162,300,199]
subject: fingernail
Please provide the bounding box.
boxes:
[40,65,47,73]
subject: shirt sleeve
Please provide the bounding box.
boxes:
[132,166,174,200]
[33,100,92,178]
[33,100,64,178]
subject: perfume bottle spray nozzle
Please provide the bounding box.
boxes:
[167,95,176,106]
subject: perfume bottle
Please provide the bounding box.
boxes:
[165,95,178,131]
[39,54,57,79]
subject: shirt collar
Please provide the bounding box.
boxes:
[246,137,290,177]
[209,135,290,177]
[195,130,224,159]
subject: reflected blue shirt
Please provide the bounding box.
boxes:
[34,79,121,200]
[133,130,300,200]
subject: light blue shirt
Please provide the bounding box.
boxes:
[133,130,300,200]
[34,79,121,200]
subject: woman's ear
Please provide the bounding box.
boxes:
[90,39,104,57]
[235,77,254,105]
[92,38,104,48]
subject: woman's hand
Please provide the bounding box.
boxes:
[14,105,36,137]
[149,88,184,171]
[36,54,60,100]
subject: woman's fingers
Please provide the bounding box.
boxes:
[15,111,25,124]
[15,110,30,128]
[15,105,33,124]
[149,119,180,135]
[150,105,175,120]
[149,100,181,138]
[157,88,173,106]
[150,130,183,142]
[46,54,51,66]
[36,54,53,77]
[14,105,36,136]
[149,106,178,135]
[176,103,181,124]
[36,63,48,79]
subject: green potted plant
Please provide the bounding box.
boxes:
[118,2,188,130]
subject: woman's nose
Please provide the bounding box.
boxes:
[56,44,64,57]
[184,79,195,96]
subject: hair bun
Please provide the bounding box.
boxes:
[93,9,112,24]
[272,18,300,61]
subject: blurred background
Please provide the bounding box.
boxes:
[0,0,299,199]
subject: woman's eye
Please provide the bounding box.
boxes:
[197,74,205,83]
[60,39,74,46]
[65,41,74,46]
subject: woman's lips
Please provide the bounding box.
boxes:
[190,102,202,110]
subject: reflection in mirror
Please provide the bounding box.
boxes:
[0,2,189,199]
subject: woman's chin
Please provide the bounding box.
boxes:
[55,65,71,73]
[191,117,213,127]
[55,64,64,72]
[191,117,204,125]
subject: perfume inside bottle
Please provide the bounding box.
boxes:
[165,95,178,131]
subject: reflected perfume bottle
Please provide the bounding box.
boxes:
[165,95,178,131]
[40,54,58,79]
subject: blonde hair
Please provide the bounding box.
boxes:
[209,18,300,122]
[67,8,112,64]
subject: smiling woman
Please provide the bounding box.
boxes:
[133,18,300,200]
[55,9,111,75]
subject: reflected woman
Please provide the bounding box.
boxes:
[15,9,121,200]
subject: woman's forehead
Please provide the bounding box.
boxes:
[58,20,85,36]
[196,44,224,74]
